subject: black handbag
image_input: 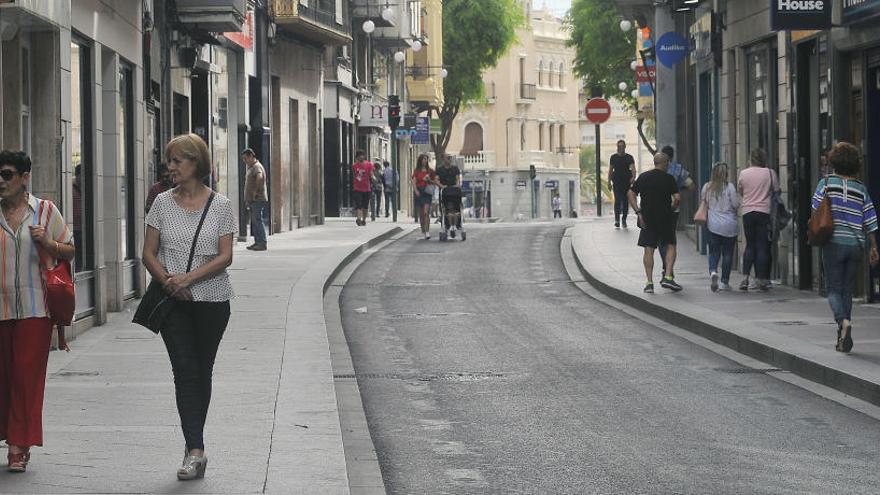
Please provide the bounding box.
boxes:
[133,192,215,333]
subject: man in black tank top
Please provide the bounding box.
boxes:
[609,140,636,228]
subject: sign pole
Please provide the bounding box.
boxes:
[595,124,601,217]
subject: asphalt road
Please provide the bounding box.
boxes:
[340,223,880,494]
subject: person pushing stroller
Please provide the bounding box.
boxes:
[437,155,466,241]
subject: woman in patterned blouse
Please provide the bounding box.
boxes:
[143,134,236,480]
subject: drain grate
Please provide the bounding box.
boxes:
[716,367,786,374]
[335,371,504,382]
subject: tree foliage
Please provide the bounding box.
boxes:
[579,145,611,202]
[566,0,636,109]
[432,0,524,156]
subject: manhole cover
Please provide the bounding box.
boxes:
[716,367,786,374]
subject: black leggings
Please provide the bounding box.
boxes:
[160,301,231,451]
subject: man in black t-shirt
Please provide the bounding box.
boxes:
[608,140,636,228]
[628,153,682,293]
[437,155,463,236]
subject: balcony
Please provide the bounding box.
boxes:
[176,0,246,32]
[351,0,395,27]
[0,0,70,29]
[517,150,576,169]
[456,151,497,170]
[272,0,352,46]
[519,83,537,102]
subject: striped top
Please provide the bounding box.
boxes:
[811,176,879,246]
[0,195,73,321]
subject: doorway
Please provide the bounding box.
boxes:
[864,52,880,301]
[289,99,301,228]
[794,39,821,291]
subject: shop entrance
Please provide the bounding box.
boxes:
[794,39,822,291]
[864,53,880,301]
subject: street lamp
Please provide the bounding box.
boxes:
[412,40,423,52]
[618,82,628,91]
[440,68,448,79]
[620,19,632,32]
[631,89,639,99]
[630,60,638,71]
[381,6,394,22]
[362,20,375,34]
[394,51,406,63]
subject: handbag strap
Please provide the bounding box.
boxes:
[186,192,215,273]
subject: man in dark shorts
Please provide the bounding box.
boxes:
[351,150,374,226]
[437,155,463,237]
[628,152,682,293]
[608,140,636,229]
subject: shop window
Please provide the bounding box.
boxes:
[746,44,777,162]
[71,40,95,273]
[119,63,136,261]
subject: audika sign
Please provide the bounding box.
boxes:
[770,0,831,30]
[843,0,880,25]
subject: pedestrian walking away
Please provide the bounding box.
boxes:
[242,148,268,251]
[143,134,236,480]
[436,154,465,240]
[810,142,879,353]
[382,160,398,218]
[412,154,437,240]
[552,192,563,219]
[628,152,682,293]
[701,162,741,292]
[0,150,75,473]
[658,145,694,278]
[352,151,374,226]
[370,160,384,222]
[609,140,636,228]
[146,161,174,214]
[737,148,780,291]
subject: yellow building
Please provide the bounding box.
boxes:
[406,0,444,108]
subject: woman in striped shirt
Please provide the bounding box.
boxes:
[811,142,879,353]
[0,150,75,472]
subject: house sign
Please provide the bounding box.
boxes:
[771,0,831,30]
[843,0,880,25]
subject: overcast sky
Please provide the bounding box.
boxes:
[538,0,573,16]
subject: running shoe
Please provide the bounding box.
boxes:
[661,277,683,292]
[425,232,431,240]
[614,222,620,229]
[710,272,719,293]
[739,278,750,291]
[718,282,732,291]
[643,283,654,294]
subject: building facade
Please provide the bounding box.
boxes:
[446,3,581,220]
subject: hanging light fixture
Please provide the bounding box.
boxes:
[620,20,632,32]
[618,82,628,91]
[440,68,448,79]
[630,60,639,71]
[362,20,375,34]
[412,40,423,52]
[394,51,406,63]
[381,6,394,22]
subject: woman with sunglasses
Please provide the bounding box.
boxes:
[0,150,75,473]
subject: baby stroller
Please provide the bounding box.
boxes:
[438,186,466,242]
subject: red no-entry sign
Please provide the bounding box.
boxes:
[585,98,611,125]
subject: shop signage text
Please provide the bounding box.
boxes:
[515,180,528,191]
[544,180,559,189]
[636,65,656,83]
[656,32,689,68]
[843,0,880,24]
[412,117,430,144]
[358,102,388,128]
[771,0,831,30]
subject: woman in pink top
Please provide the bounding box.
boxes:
[737,148,780,291]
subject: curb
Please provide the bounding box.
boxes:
[567,231,880,408]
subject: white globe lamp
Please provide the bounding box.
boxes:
[440,68,448,79]
[412,40,423,52]
[630,60,638,71]
[362,20,375,34]
[381,7,394,22]
[631,89,639,99]
[394,51,406,63]
[620,20,632,32]
[618,82,628,91]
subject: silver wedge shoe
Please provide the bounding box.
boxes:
[177,452,207,480]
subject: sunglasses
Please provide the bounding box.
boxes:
[0,170,19,181]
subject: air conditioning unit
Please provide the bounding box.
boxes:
[175,0,247,33]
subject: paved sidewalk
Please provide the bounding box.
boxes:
[1,220,404,495]
[570,218,880,407]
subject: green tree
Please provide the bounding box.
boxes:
[431,0,524,156]
[579,145,611,203]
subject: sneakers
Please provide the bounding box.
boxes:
[739,278,750,291]
[718,282,732,291]
[710,272,719,293]
[660,277,683,292]
[250,244,267,251]
[424,232,431,240]
[837,319,853,353]
[643,283,654,294]
[622,220,628,229]
[614,222,620,229]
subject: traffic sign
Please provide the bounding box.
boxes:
[585,98,611,125]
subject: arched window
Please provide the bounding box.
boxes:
[547,61,555,88]
[557,62,565,88]
[538,61,544,87]
[520,122,527,151]
[538,122,545,151]
[460,121,484,155]
[549,124,556,153]
[559,124,566,151]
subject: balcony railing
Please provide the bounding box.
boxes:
[457,151,497,169]
[272,0,352,45]
[519,83,537,101]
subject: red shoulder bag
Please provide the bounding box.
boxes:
[37,200,75,326]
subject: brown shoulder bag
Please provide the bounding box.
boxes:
[808,179,833,246]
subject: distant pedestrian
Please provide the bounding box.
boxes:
[0,150,75,474]
[658,145,694,279]
[811,142,879,353]
[628,153,682,293]
[552,192,562,218]
[737,148,780,291]
[370,160,384,221]
[242,148,268,251]
[609,140,636,228]
[702,162,741,292]
[382,160,398,218]
[351,151,374,226]
[412,154,436,240]
[146,162,174,214]
[143,134,236,480]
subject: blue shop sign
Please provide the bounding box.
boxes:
[656,32,689,68]
[412,117,429,144]
[462,180,484,192]
[843,0,880,24]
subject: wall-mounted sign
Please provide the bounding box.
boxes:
[656,32,689,68]
[515,180,528,191]
[412,117,430,144]
[224,12,254,50]
[430,118,442,134]
[544,180,559,189]
[689,11,713,62]
[843,0,880,25]
[771,0,831,30]
[358,102,387,128]
[635,65,656,83]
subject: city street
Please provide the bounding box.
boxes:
[341,223,880,494]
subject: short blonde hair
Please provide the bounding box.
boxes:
[165,133,211,179]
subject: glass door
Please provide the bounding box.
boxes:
[71,37,96,318]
